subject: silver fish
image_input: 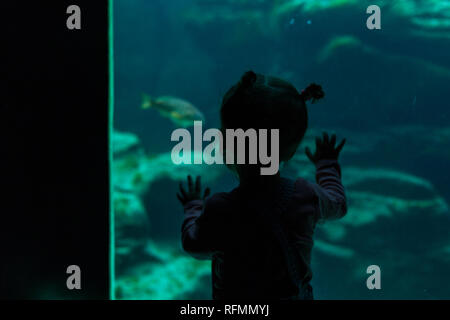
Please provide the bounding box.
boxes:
[142,94,205,128]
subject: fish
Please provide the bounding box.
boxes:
[141,94,205,128]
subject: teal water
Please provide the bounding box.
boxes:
[113,0,450,299]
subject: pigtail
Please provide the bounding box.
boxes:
[299,83,324,103]
[239,70,257,90]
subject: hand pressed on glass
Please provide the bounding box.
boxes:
[177,175,211,205]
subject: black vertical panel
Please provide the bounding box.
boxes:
[2,1,110,299]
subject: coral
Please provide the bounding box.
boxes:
[115,241,210,300]
[113,130,141,155]
[113,151,224,195]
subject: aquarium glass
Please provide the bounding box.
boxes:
[113,0,450,299]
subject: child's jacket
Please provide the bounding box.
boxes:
[181,159,347,299]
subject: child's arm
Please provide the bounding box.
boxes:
[305,132,347,221]
[181,199,211,259]
[177,175,216,260]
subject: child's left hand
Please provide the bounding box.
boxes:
[177,175,211,205]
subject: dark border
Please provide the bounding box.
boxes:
[2,1,110,299]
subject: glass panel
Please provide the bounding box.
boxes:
[113,0,450,299]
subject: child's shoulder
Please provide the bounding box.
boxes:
[204,191,236,209]
[292,177,319,201]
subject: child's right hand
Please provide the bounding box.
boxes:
[177,175,211,206]
[305,132,346,164]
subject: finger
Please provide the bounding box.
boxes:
[315,136,321,147]
[179,182,187,198]
[305,147,314,162]
[195,176,201,193]
[322,132,329,144]
[336,138,346,154]
[187,175,193,192]
[203,187,211,199]
[176,192,185,204]
[330,134,336,147]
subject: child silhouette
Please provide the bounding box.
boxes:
[177,71,347,300]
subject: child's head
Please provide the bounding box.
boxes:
[220,71,324,177]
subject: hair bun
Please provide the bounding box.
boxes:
[300,83,324,103]
[239,70,257,89]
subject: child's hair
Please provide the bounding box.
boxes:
[220,70,324,163]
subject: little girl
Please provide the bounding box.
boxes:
[177,71,347,300]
